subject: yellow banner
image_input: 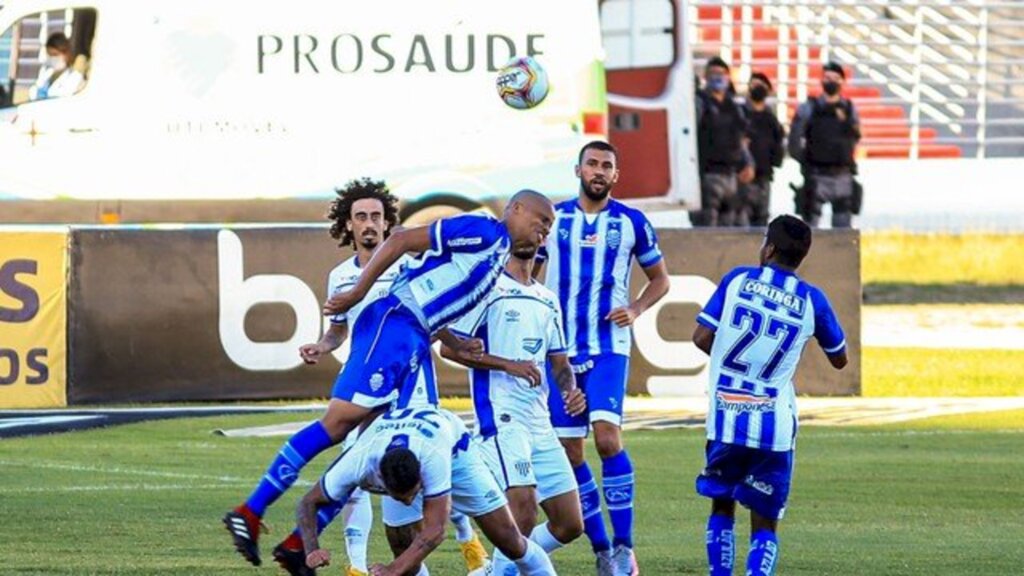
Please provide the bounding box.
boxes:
[0,230,68,408]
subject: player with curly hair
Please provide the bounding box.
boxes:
[226,178,489,575]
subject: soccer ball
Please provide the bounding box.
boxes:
[495,56,550,110]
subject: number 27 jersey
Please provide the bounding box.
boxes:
[697,265,846,452]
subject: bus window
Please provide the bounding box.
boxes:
[600,0,675,70]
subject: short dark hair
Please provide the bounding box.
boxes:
[578,140,617,164]
[706,56,730,73]
[766,215,813,267]
[823,61,846,79]
[46,32,71,53]
[327,178,400,247]
[380,448,421,495]
[749,71,772,91]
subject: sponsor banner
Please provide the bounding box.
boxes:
[67,227,859,403]
[0,229,68,408]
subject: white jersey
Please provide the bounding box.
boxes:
[320,407,471,503]
[697,265,846,452]
[327,253,413,328]
[451,273,567,438]
[539,198,663,360]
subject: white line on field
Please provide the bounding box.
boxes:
[0,459,314,488]
[0,483,250,494]
[0,459,247,482]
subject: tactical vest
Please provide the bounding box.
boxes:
[697,91,746,171]
[805,98,855,168]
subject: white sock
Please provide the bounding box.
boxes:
[415,564,431,576]
[450,511,475,543]
[492,539,557,576]
[529,522,565,555]
[342,490,373,572]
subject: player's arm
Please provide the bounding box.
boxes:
[440,336,542,387]
[323,226,432,315]
[826,348,848,369]
[549,352,586,416]
[376,493,451,575]
[296,482,342,569]
[692,324,716,355]
[299,322,348,364]
[435,327,485,362]
[608,259,671,327]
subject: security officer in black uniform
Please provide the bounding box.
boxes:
[788,62,861,228]
[740,72,785,227]
[693,56,753,227]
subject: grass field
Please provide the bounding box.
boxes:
[2,411,1023,575]
[861,232,1024,286]
[862,347,1024,397]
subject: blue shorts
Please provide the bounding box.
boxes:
[548,353,629,437]
[331,295,437,409]
[695,440,794,520]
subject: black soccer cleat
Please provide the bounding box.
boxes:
[223,508,263,566]
[273,542,316,576]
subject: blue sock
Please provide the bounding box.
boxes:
[746,529,780,576]
[574,462,612,553]
[706,514,735,576]
[601,450,635,549]
[245,421,333,517]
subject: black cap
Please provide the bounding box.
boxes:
[749,71,772,90]
[823,61,845,79]
[706,56,730,73]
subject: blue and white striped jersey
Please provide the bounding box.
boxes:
[390,214,511,335]
[327,254,413,327]
[450,273,567,438]
[697,265,847,452]
[539,199,663,360]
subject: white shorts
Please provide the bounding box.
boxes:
[382,441,507,527]
[476,423,578,503]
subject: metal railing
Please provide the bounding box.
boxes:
[688,0,1024,158]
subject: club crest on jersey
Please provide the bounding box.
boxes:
[606,228,622,250]
[716,387,776,413]
[522,338,544,354]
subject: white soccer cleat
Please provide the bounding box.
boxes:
[596,549,615,576]
[611,544,637,576]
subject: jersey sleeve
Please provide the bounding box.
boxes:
[431,214,501,256]
[697,267,746,330]
[449,295,489,339]
[628,211,664,268]
[546,298,568,356]
[421,446,453,499]
[810,287,847,355]
[319,455,359,504]
[328,274,348,325]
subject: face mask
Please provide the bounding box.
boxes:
[822,80,841,96]
[708,76,729,92]
[47,56,66,71]
[749,85,769,102]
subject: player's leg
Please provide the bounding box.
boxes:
[586,354,637,574]
[549,367,612,564]
[695,441,749,576]
[342,490,374,576]
[734,449,793,576]
[450,511,490,572]
[382,494,431,576]
[530,429,584,555]
[455,440,555,575]
[224,299,417,565]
